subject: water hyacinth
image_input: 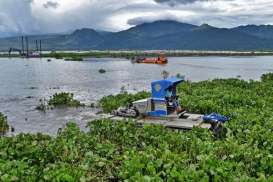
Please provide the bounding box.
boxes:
[0,73,272,181]
[0,112,9,135]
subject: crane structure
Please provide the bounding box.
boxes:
[8,36,42,58]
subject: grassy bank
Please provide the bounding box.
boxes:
[0,73,272,181]
[2,50,273,59]
[41,50,273,59]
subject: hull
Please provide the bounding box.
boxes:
[134,55,168,64]
[94,113,211,130]
[140,59,167,64]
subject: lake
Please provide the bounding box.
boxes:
[1,56,273,135]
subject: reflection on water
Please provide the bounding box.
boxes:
[0,56,272,135]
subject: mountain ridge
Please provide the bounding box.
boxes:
[1,20,273,51]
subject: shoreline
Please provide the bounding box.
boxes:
[1,50,273,59]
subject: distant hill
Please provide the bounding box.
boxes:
[0,31,18,38]
[1,20,273,51]
[61,28,104,49]
[233,25,273,40]
[98,21,198,49]
[144,24,273,50]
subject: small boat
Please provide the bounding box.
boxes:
[133,54,168,64]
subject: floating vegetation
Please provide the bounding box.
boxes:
[261,72,273,81]
[28,87,38,90]
[0,73,272,181]
[36,99,47,112]
[0,112,9,135]
[48,92,84,107]
[120,85,127,93]
[36,92,84,111]
[38,50,273,60]
[176,73,185,79]
[89,103,96,108]
[53,53,63,59]
[98,68,106,74]
[99,91,150,113]
[64,56,83,61]
[161,70,170,79]
[25,96,34,99]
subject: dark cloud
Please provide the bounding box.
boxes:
[154,0,208,6]
[0,0,40,35]
[128,15,180,26]
[154,0,233,6]
[43,1,59,9]
[0,0,272,36]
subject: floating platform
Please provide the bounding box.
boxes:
[94,113,211,130]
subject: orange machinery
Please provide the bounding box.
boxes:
[135,54,168,64]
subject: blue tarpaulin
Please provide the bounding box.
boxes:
[203,113,229,123]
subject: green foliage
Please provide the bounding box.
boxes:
[1,119,273,181]
[261,72,273,82]
[177,74,273,147]
[0,113,9,135]
[1,73,272,181]
[48,92,84,107]
[37,51,273,61]
[43,51,162,60]
[36,99,47,112]
[64,56,83,61]
[99,91,151,113]
[53,53,63,59]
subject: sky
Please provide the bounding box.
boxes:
[0,0,273,36]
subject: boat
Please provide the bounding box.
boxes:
[133,54,168,64]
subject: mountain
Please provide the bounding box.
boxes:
[139,24,272,50]
[233,25,273,40]
[97,20,198,49]
[62,28,105,49]
[97,21,273,50]
[0,31,18,38]
[1,20,273,51]
[0,28,107,51]
[119,20,197,38]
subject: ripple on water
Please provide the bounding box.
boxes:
[0,56,272,135]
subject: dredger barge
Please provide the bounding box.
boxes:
[95,77,229,136]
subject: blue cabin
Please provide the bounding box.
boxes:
[151,77,184,99]
[148,77,184,117]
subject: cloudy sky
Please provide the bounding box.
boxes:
[0,0,273,36]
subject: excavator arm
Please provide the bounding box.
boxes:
[8,48,22,56]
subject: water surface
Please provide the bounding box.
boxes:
[0,56,272,135]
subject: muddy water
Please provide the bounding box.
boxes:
[0,56,272,135]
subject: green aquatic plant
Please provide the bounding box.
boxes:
[64,56,83,61]
[99,91,150,113]
[36,50,273,60]
[36,93,84,111]
[36,99,47,112]
[261,72,273,82]
[161,70,170,79]
[0,73,272,181]
[0,118,273,181]
[98,68,106,74]
[48,92,84,107]
[0,112,9,135]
